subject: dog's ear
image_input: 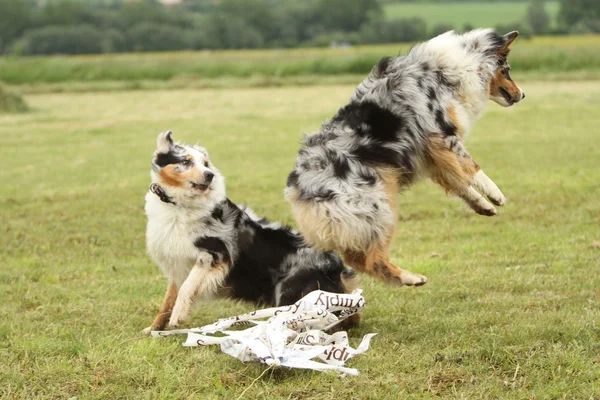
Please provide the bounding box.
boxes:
[498,31,518,57]
[156,131,173,154]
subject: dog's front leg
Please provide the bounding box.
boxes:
[168,256,229,328]
[460,170,506,215]
[427,135,506,216]
[141,282,178,335]
[459,186,498,216]
[472,170,506,206]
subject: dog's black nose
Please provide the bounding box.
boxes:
[204,171,214,182]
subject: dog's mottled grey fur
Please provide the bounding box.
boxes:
[285,29,525,286]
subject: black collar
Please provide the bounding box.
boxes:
[150,183,176,205]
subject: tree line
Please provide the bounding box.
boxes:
[0,0,597,56]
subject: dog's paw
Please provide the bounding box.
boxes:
[473,202,497,216]
[474,171,505,207]
[398,270,428,286]
[167,316,182,329]
[141,326,153,336]
[487,192,506,207]
[463,187,497,216]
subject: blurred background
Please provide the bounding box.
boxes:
[1,0,598,93]
[0,0,598,54]
[1,0,598,94]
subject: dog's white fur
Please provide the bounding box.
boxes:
[144,133,357,332]
[145,135,230,328]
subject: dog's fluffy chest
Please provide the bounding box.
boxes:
[145,194,208,286]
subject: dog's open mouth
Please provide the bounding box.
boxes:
[499,87,514,105]
[191,182,210,192]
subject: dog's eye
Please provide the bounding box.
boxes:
[181,159,191,166]
[204,160,209,167]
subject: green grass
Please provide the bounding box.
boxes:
[1,80,599,398]
[0,83,28,113]
[1,35,600,87]
[384,1,560,28]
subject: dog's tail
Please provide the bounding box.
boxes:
[351,55,393,103]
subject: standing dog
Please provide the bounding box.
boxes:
[143,131,358,333]
[285,29,525,287]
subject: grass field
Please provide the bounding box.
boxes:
[2,35,600,87]
[384,1,560,28]
[1,79,600,399]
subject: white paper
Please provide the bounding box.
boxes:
[151,289,375,376]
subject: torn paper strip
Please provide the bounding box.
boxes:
[151,289,375,375]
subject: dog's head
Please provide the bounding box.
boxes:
[150,131,225,206]
[488,31,525,107]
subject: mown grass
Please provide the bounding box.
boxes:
[1,80,599,398]
[1,35,599,86]
[384,1,560,28]
[0,83,28,113]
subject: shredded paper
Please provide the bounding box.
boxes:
[151,289,375,376]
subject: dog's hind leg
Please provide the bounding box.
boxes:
[141,282,178,334]
[168,261,229,328]
[343,233,428,287]
[342,169,428,286]
[427,135,505,216]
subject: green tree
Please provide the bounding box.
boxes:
[192,13,264,50]
[558,0,600,29]
[127,23,192,52]
[315,0,383,33]
[17,25,106,55]
[0,0,32,53]
[118,1,169,29]
[33,1,124,31]
[431,23,455,37]
[527,0,550,34]
[361,17,427,44]
[217,0,276,42]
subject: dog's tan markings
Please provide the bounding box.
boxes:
[342,237,427,286]
[381,168,404,222]
[159,163,204,189]
[447,106,464,137]
[148,282,178,332]
[427,135,475,194]
[158,165,186,188]
[376,167,400,210]
[426,135,500,216]
[490,68,522,102]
